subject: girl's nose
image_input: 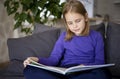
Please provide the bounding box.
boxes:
[73,23,77,28]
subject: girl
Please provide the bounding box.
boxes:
[23,0,110,79]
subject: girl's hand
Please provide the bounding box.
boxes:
[23,57,39,67]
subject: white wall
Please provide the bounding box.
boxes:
[94,0,120,23]
[79,0,94,18]
[0,0,14,63]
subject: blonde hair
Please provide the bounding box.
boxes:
[63,0,89,41]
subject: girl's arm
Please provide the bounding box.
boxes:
[38,32,65,66]
[88,32,105,65]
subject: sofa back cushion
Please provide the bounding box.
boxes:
[90,23,105,38]
[33,23,66,34]
[7,29,60,61]
[33,23,57,34]
[105,22,120,77]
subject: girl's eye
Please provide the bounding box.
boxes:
[76,19,81,23]
[67,22,73,25]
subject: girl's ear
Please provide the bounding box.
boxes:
[85,13,88,22]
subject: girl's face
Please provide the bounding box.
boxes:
[65,12,87,36]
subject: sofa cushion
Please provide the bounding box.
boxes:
[7,29,60,61]
[105,22,120,77]
[3,60,24,76]
[90,23,105,38]
[6,27,60,76]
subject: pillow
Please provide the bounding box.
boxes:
[105,22,120,77]
[7,29,60,61]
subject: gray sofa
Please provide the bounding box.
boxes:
[0,22,120,79]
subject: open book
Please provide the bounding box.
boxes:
[28,60,115,75]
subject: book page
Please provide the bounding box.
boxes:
[28,60,115,75]
[28,60,68,74]
[30,60,45,67]
[65,64,115,73]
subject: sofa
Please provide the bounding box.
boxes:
[0,22,120,79]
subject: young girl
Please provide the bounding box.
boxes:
[23,0,110,79]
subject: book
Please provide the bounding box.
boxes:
[28,60,115,75]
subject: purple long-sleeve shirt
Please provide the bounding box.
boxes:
[39,30,105,67]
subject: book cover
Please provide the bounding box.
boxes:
[28,60,115,75]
